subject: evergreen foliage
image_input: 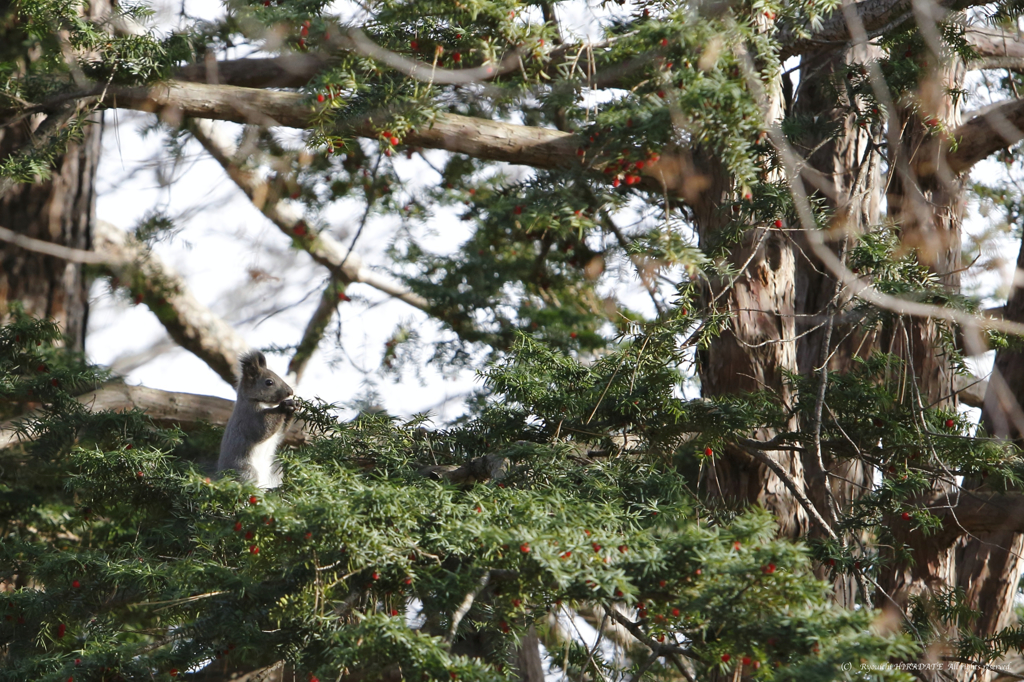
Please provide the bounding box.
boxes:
[2,314,920,681]
[3,0,1024,679]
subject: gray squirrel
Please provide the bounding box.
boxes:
[217,350,296,489]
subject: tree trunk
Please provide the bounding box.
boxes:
[790,44,883,607]
[0,0,109,349]
[0,112,101,349]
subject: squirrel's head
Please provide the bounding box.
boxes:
[238,350,294,408]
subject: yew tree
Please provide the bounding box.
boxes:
[4,0,1024,680]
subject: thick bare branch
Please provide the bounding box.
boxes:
[0,223,115,264]
[103,81,577,168]
[966,27,1024,62]
[778,0,993,58]
[94,221,250,385]
[0,383,307,451]
[920,98,1024,177]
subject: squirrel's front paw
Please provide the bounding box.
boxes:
[278,398,296,414]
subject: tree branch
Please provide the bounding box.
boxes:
[0,384,307,451]
[104,80,577,169]
[966,27,1024,62]
[189,118,427,311]
[738,441,840,541]
[287,276,344,384]
[778,0,994,58]
[921,97,1024,175]
[94,221,250,385]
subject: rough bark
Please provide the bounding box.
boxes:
[0,113,100,350]
[957,233,1024,648]
[790,43,883,606]
[693,51,808,537]
[877,54,975,666]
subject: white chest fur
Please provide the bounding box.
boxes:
[249,430,284,489]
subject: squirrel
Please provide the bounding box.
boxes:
[217,350,296,489]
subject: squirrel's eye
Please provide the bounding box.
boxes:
[265,378,274,386]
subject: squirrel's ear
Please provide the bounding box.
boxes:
[240,351,266,378]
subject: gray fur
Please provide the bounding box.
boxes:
[217,350,296,488]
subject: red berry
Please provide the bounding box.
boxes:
[659,579,667,587]
[136,471,144,478]
[721,653,731,662]
[570,332,577,339]
[317,94,325,102]
[51,379,59,387]
[764,9,776,19]
[72,580,80,588]
[945,418,955,428]
[250,545,259,554]
[405,577,413,584]
[694,568,702,575]
[902,511,911,520]
[234,521,242,532]
[453,52,461,62]
[410,40,419,50]
[733,541,741,550]
[298,38,305,48]
[657,90,666,99]
[742,656,752,666]
[390,136,400,145]
[774,219,783,228]
[391,609,399,616]
[671,607,680,616]
[499,620,509,632]
[170,670,179,677]
[512,598,521,607]
[300,26,309,36]
[75,660,80,666]
[245,531,253,540]
[704,446,713,457]
[57,623,66,638]
[618,544,628,553]
[249,495,258,505]
[561,551,571,559]
[661,38,668,46]
[612,177,621,187]
[762,563,776,574]
[520,543,530,553]
[592,543,602,552]
[372,572,380,580]
[337,292,351,302]
[513,205,523,215]
[125,443,132,450]
[305,532,312,539]
[293,223,306,236]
